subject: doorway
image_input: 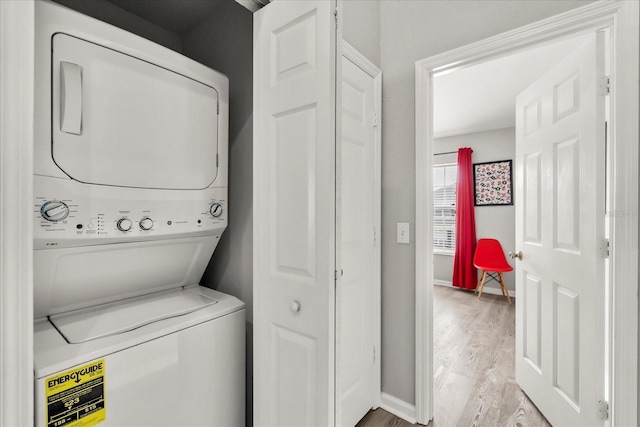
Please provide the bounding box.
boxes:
[415,2,639,425]
[430,32,591,425]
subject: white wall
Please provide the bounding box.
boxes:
[433,128,516,292]
[379,0,596,405]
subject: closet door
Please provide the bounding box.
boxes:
[253,1,338,425]
[337,50,377,426]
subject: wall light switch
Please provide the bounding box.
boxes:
[397,222,410,244]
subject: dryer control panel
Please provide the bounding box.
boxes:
[34,175,227,249]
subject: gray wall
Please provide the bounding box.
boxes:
[342,0,381,68]
[433,128,516,292]
[379,0,596,405]
[53,0,182,52]
[182,0,254,323]
[180,4,254,425]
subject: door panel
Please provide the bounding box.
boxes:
[272,325,318,425]
[554,284,579,406]
[523,273,542,371]
[253,1,337,425]
[554,137,580,251]
[515,32,605,426]
[273,105,317,278]
[523,151,542,244]
[338,56,375,426]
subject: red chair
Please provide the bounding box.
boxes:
[473,238,513,303]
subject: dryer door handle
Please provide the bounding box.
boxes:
[60,61,82,135]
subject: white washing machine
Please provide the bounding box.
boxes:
[32,1,243,426]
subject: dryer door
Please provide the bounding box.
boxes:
[52,33,219,190]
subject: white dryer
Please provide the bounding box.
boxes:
[33,1,243,426]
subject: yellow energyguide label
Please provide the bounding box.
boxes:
[45,359,106,427]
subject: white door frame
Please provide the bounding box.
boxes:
[415,1,639,425]
[0,1,35,426]
[341,40,383,410]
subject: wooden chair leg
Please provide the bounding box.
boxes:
[477,270,487,300]
[498,272,512,304]
[474,272,482,293]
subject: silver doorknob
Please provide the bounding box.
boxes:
[290,300,301,313]
[509,250,523,260]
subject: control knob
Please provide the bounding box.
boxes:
[210,202,223,218]
[40,200,70,222]
[117,218,133,232]
[139,217,153,230]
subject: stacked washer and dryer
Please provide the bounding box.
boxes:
[33,1,244,426]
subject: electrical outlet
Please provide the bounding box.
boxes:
[397,222,410,244]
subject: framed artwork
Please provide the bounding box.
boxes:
[473,159,513,206]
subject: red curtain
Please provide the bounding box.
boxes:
[452,147,477,290]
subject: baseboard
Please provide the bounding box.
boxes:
[433,279,516,298]
[380,392,417,424]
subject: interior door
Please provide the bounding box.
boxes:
[337,54,376,426]
[253,1,338,425]
[514,32,606,426]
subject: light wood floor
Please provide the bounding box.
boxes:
[357,286,550,427]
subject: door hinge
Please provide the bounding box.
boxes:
[600,238,610,258]
[217,100,220,114]
[598,400,609,421]
[216,153,219,168]
[373,227,377,245]
[373,346,376,363]
[373,111,378,127]
[334,8,338,27]
[599,75,610,96]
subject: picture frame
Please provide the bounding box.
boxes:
[473,159,513,206]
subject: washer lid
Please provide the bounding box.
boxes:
[49,288,217,344]
[52,33,219,190]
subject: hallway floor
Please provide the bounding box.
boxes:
[357,285,550,427]
[431,285,549,426]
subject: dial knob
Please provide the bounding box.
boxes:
[210,202,223,218]
[139,217,153,230]
[40,200,70,222]
[117,218,133,232]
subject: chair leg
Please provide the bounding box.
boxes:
[499,272,512,304]
[474,272,482,293]
[477,270,488,300]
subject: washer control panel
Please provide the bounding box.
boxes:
[34,176,227,249]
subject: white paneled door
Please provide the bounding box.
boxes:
[514,32,606,426]
[253,1,338,426]
[337,54,376,426]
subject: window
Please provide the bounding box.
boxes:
[433,164,457,253]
